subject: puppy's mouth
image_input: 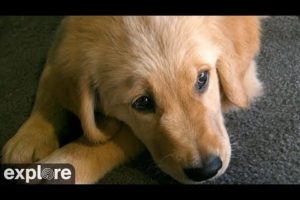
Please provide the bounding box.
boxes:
[152,144,231,184]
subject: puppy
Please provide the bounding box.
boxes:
[2,16,263,184]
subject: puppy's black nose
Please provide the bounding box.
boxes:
[184,155,222,182]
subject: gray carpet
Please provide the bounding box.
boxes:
[0,16,299,184]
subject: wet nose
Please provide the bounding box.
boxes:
[184,155,222,182]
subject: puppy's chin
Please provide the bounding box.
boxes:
[168,168,228,184]
[159,166,226,184]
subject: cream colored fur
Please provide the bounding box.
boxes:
[2,16,263,184]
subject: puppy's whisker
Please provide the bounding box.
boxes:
[156,152,177,166]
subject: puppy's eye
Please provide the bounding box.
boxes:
[132,96,155,112]
[196,71,209,92]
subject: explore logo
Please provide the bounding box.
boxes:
[0,164,75,184]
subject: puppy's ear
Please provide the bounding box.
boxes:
[217,57,249,109]
[79,83,121,143]
[55,73,120,144]
[215,17,262,111]
[46,17,121,144]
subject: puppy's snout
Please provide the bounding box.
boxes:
[184,155,222,182]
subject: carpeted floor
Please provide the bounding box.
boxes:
[0,16,299,184]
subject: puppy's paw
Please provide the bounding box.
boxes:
[40,149,100,184]
[2,130,59,164]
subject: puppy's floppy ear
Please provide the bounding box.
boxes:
[217,56,249,109]
[78,81,121,143]
[46,63,120,144]
[47,17,121,144]
[215,17,262,111]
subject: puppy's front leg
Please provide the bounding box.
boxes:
[40,125,144,184]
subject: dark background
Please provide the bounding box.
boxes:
[0,16,299,184]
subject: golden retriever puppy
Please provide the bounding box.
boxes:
[2,16,263,184]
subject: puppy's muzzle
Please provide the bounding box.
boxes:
[183,155,222,182]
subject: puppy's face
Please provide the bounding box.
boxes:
[123,62,231,184]
[96,17,232,183]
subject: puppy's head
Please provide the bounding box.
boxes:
[82,16,262,183]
